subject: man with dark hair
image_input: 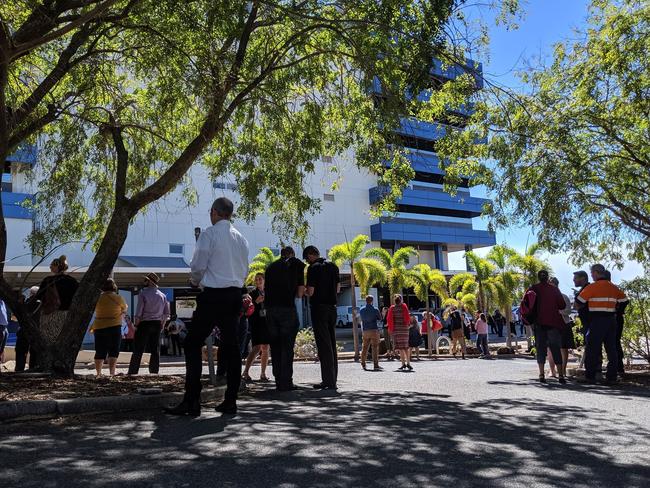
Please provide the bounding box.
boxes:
[529,269,567,383]
[265,246,305,391]
[577,264,628,383]
[304,245,340,390]
[359,295,382,371]
[166,197,249,416]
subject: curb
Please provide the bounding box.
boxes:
[0,386,226,422]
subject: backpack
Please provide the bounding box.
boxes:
[520,289,538,325]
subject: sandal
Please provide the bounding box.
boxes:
[539,374,547,384]
[241,373,252,382]
[259,375,269,382]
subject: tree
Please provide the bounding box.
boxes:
[329,234,371,361]
[511,243,549,291]
[407,263,447,357]
[246,247,279,285]
[1,0,466,375]
[621,276,650,365]
[365,247,418,305]
[485,244,520,347]
[354,258,387,297]
[440,0,650,266]
[445,272,477,313]
[464,251,494,313]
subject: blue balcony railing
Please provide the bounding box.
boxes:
[370,221,496,248]
[6,144,37,165]
[369,186,487,218]
[2,192,34,219]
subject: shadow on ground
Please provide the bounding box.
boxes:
[2,386,649,488]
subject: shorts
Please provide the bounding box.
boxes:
[561,322,576,349]
[94,325,122,360]
[451,328,464,340]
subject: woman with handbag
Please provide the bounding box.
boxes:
[242,273,270,382]
[91,279,127,376]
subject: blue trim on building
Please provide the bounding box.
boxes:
[433,244,446,271]
[430,57,484,89]
[6,144,37,165]
[370,222,496,247]
[369,186,487,218]
[2,192,33,219]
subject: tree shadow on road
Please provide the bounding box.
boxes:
[3,385,649,488]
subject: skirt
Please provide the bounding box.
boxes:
[250,317,269,346]
[392,323,410,350]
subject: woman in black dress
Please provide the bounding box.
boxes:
[242,273,270,382]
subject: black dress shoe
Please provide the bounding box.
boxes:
[277,384,299,392]
[215,401,237,414]
[313,383,326,389]
[164,400,201,417]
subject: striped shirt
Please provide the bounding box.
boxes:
[577,279,628,314]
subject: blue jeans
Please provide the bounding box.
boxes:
[476,334,489,356]
[585,314,618,381]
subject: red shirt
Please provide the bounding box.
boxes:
[421,317,442,334]
[386,303,410,333]
[529,282,566,328]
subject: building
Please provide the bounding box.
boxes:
[3,57,495,316]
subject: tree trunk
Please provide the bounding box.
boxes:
[505,305,513,348]
[350,263,360,362]
[30,208,131,376]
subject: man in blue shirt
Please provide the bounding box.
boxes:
[359,295,382,371]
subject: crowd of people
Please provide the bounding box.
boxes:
[0,197,631,417]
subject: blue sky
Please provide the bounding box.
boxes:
[446,0,645,291]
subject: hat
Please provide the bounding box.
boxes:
[143,272,160,284]
[573,270,588,280]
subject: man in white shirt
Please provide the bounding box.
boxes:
[166,197,249,417]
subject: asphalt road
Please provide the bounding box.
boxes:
[2,358,649,488]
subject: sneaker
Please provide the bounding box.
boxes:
[558,376,567,384]
[406,364,413,371]
[373,365,383,371]
[361,363,367,370]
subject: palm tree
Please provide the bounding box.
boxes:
[354,258,388,296]
[464,251,494,312]
[365,246,418,305]
[328,234,370,361]
[513,243,549,290]
[246,247,280,284]
[445,272,478,313]
[407,264,447,357]
[486,245,521,347]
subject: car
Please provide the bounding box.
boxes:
[336,306,357,327]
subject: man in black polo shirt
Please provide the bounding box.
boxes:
[304,245,340,390]
[265,246,305,391]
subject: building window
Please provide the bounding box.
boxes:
[213,180,237,191]
[169,244,184,254]
[323,193,335,202]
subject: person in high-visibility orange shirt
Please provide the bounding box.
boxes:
[576,264,628,383]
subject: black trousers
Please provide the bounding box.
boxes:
[312,304,338,387]
[128,321,162,374]
[184,287,241,403]
[267,306,299,390]
[170,334,182,356]
[15,328,35,372]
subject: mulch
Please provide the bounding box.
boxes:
[0,374,194,402]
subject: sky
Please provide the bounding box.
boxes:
[445,0,646,293]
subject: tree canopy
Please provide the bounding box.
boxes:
[436,0,650,267]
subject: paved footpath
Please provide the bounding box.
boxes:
[2,358,649,488]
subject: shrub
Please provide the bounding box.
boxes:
[621,277,650,365]
[294,328,318,360]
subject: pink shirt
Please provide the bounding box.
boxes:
[475,318,488,335]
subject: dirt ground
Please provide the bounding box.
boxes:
[0,373,190,402]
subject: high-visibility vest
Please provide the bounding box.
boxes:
[577,280,628,313]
